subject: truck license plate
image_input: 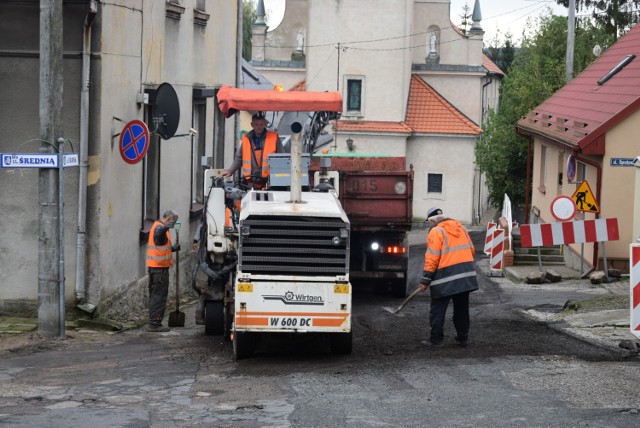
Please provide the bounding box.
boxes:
[268,316,312,328]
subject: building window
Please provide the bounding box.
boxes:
[194,0,210,26]
[141,103,161,244]
[576,161,586,182]
[557,152,564,194]
[343,75,365,117]
[539,145,547,193]
[347,80,361,111]
[428,173,443,193]
[425,172,444,199]
[192,101,206,207]
[166,0,185,20]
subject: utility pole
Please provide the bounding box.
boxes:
[39,0,64,337]
[336,43,341,91]
[565,0,576,82]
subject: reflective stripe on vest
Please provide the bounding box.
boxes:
[423,223,477,297]
[241,131,278,181]
[147,221,173,268]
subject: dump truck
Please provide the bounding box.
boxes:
[309,155,413,297]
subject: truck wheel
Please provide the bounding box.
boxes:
[204,301,224,335]
[330,331,353,355]
[233,332,256,360]
[391,278,408,298]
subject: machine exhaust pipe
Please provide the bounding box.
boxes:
[290,122,303,203]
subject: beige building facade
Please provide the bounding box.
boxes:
[0,1,240,316]
[517,24,640,271]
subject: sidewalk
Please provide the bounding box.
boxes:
[479,257,638,355]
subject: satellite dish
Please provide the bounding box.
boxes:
[154,83,180,139]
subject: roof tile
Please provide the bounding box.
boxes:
[405,75,482,135]
[335,120,412,133]
[517,23,640,149]
[482,54,505,76]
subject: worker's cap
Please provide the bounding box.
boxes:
[251,113,266,121]
[426,207,442,219]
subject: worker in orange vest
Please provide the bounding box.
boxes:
[222,113,283,189]
[146,210,180,332]
[418,207,478,347]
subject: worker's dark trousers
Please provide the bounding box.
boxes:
[429,291,470,344]
[148,268,169,326]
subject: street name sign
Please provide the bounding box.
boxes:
[610,158,636,167]
[1,153,58,168]
[1,153,79,168]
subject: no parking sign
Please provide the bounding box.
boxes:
[119,120,150,164]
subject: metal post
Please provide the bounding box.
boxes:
[537,247,542,272]
[58,138,65,337]
[565,0,575,82]
[601,241,610,282]
[38,0,64,338]
[290,122,303,203]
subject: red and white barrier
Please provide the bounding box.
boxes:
[484,222,496,255]
[630,244,640,339]
[490,229,504,275]
[519,218,619,248]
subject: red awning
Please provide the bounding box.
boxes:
[217,86,343,118]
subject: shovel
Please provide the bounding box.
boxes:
[168,222,185,327]
[382,286,423,316]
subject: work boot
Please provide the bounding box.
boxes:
[421,340,444,348]
[147,324,170,332]
[455,336,468,348]
[195,296,205,325]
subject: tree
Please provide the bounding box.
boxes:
[476,14,611,208]
[484,31,516,73]
[243,0,257,60]
[555,0,640,39]
[459,2,472,35]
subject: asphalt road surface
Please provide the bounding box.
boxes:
[0,231,638,427]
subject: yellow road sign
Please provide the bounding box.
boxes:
[571,180,600,213]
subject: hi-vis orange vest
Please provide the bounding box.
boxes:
[241,131,278,183]
[422,218,478,298]
[147,221,173,268]
[225,207,232,228]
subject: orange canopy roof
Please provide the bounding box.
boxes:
[217,86,342,118]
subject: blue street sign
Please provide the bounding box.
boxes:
[610,158,636,167]
[1,153,58,168]
[0,153,79,168]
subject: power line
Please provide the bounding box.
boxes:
[253,2,557,52]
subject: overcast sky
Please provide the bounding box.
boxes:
[263,0,571,45]
[450,0,568,43]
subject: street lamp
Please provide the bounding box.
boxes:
[346,137,354,152]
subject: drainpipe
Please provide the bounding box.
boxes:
[75,0,97,301]
[573,152,603,269]
[481,76,493,125]
[525,138,532,224]
[478,76,493,223]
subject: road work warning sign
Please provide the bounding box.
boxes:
[571,180,600,213]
